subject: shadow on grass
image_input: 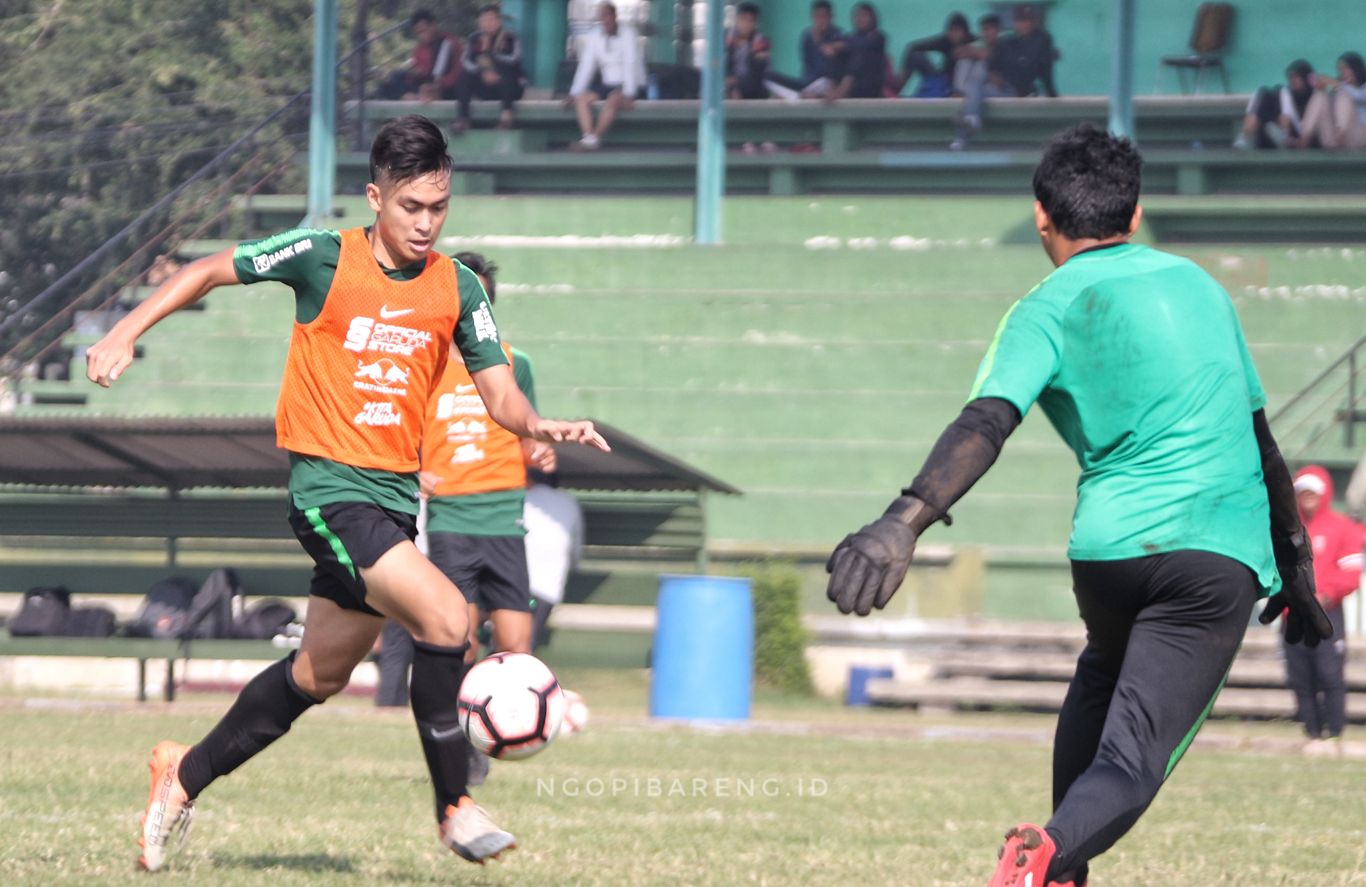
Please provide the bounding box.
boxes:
[211,852,356,873]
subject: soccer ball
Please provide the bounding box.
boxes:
[457,652,565,760]
[561,688,590,735]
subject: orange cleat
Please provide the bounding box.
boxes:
[137,741,195,872]
[986,823,1056,887]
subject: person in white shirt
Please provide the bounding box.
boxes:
[565,2,643,151]
[522,473,584,649]
[1233,59,1316,150]
[1295,51,1366,150]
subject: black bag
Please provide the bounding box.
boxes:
[654,64,701,100]
[231,599,297,640]
[8,586,72,637]
[126,576,198,638]
[61,606,117,638]
[183,568,244,640]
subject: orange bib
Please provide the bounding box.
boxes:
[275,227,458,472]
[422,341,528,496]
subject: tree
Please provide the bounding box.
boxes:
[0,0,483,367]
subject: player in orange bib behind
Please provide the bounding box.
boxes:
[420,252,549,661]
[83,114,608,872]
[374,252,554,785]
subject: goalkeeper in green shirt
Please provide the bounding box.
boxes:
[825,124,1332,887]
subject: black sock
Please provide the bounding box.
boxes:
[178,651,321,799]
[409,640,471,821]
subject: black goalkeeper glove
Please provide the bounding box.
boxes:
[826,495,939,617]
[1258,533,1333,647]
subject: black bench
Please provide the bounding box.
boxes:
[0,490,711,694]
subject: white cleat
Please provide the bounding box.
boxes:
[138,741,195,872]
[439,803,516,864]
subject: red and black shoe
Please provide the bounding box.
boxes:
[986,823,1056,887]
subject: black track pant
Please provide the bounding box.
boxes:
[456,75,524,119]
[1283,606,1348,738]
[1044,550,1258,882]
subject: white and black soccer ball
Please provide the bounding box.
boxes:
[457,652,566,760]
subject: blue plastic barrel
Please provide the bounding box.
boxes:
[649,574,753,721]
[845,665,894,707]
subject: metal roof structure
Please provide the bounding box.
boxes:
[0,415,740,495]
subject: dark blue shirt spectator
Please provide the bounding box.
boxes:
[833,2,888,100]
[800,11,846,85]
[988,10,1057,97]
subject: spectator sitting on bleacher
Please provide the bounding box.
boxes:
[826,2,889,102]
[1234,60,1316,150]
[952,4,1057,150]
[1293,51,1366,151]
[726,3,772,100]
[765,1,846,101]
[566,1,643,151]
[378,9,462,102]
[893,12,974,98]
[452,3,526,134]
[952,13,1003,97]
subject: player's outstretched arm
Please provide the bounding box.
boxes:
[826,397,1020,616]
[1252,409,1333,646]
[85,249,238,387]
[470,363,610,452]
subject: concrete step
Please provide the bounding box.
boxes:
[930,651,1366,691]
[867,676,1366,722]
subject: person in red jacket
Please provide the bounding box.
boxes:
[380,10,463,101]
[1286,465,1364,754]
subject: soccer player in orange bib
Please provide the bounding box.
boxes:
[84,115,608,871]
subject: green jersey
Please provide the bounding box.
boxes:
[231,228,507,514]
[426,346,539,537]
[969,242,1278,593]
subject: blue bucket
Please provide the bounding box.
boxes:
[845,665,894,707]
[649,574,753,721]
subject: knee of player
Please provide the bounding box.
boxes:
[291,663,350,700]
[410,608,469,647]
[1094,744,1161,793]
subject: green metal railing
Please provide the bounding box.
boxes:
[1269,334,1366,463]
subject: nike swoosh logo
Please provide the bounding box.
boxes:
[429,724,465,741]
[379,305,415,319]
[455,384,477,393]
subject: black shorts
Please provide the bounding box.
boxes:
[287,502,418,617]
[585,77,622,100]
[427,532,532,613]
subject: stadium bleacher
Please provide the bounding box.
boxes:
[327,98,1366,198]
[9,179,1364,622]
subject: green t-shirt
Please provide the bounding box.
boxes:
[426,345,539,537]
[230,227,507,514]
[969,242,1278,593]
[510,345,538,412]
[427,490,527,537]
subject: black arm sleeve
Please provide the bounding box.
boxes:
[1253,408,1308,564]
[901,396,1022,532]
[906,34,950,57]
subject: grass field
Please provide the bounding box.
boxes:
[2,670,1363,886]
